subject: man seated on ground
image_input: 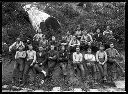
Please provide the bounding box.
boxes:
[20,44,36,86]
[58,45,69,79]
[96,45,107,83]
[84,48,97,83]
[69,36,80,53]
[80,30,93,51]
[72,47,85,81]
[47,45,58,80]
[33,46,47,85]
[13,45,26,84]
[105,43,125,81]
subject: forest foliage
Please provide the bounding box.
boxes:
[2,2,125,49]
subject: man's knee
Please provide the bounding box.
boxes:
[34,64,39,68]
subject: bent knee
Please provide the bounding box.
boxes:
[34,64,39,68]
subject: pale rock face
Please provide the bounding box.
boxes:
[23,3,50,32]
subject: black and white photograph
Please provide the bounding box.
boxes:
[2,2,125,92]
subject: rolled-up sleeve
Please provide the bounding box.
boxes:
[79,54,83,62]
[33,51,36,63]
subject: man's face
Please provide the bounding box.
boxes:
[97,29,100,33]
[17,38,20,42]
[39,47,43,51]
[52,36,55,41]
[99,46,104,51]
[51,45,54,50]
[107,26,110,30]
[76,48,80,53]
[110,44,114,48]
[28,45,33,50]
[87,49,91,54]
[19,47,23,51]
[62,46,65,50]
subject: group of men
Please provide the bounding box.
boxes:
[8,25,124,87]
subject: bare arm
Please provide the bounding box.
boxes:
[15,51,18,59]
[9,42,16,52]
[73,53,76,62]
[115,49,120,57]
[33,51,36,63]
[96,51,99,62]
[104,51,108,63]
[79,54,83,62]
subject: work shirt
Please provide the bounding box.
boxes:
[93,33,103,42]
[105,48,119,58]
[65,35,73,43]
[80,34,93,43]
[84,54,96,61]
[39,39,48,48]
[96,51,107,63]
[26,50,36,62]
[75,30,82,37]
[49,40,59,47]
[48,50,58,61]
[36,51,47,64]
[15,51,26,59]
[103,30,113,39]
[58,50,69,62]
[69,39,80,47]
[33,33,44,41]
[9,41,25,51]
[73,52,83,63]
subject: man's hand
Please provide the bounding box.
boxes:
[99,62,102,65]
[49,57,52,59]
[30,62,34,66]
[40,63,43,65]
[101,62,105,65]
